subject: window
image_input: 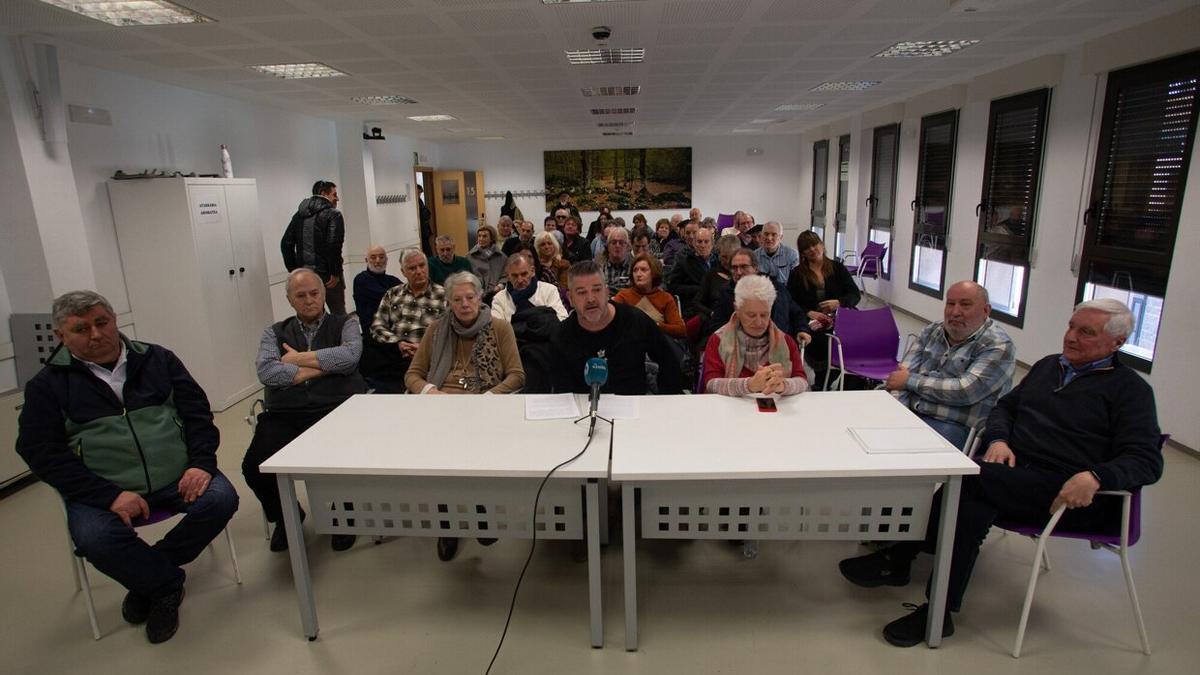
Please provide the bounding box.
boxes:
[909,110,959,297]
[810,140,829,240]
[867,123,900,278]
[974,88,1051,327]
[1076,51,1199,371]
[834,134,851,256]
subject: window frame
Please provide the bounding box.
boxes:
[972,88,1052,329]
[810,140,829,240]
[868,123,900,279]
[908,109,960,299]
[834,134,851,257]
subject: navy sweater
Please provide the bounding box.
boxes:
[984,353,1162,491]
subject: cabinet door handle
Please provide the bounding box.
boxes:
[228,269,235,276]
[239,267,245,274]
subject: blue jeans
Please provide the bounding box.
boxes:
[916,413,970,450]
[66,473,239,596]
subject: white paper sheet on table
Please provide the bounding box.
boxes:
[849,426,955,454]
[597,395,640,420]
[524,394,581,420]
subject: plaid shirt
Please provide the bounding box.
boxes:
[370,282,445,344]
[895,318,1015,429]
[601,256,632,292]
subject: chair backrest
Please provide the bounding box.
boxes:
[831,306,900,365]
[858,241,887,277]
[716,213,736,233]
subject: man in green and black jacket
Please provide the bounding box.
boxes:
[16,291,238,644]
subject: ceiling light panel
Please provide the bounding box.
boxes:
[597,121,633,127]
[602,131,634,136]
[874,40,981,58]
[249,63,347,79]
[566,49,646,65]
[351,95,419,105]
[775,103,825,111]
[408,115,456,122]
[581,86,641,97]
[590,107,636,115]
[750,118,783,124]
[810,81,881,92]
[39,0,212,26]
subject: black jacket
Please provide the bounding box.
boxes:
[984,353,1162,491]
[786,259,860,315]
[704,274,807,342]
[281,196,345,279]
[667,249,716,318]
[549,303,683,395]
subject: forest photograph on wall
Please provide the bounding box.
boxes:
[544,147,692,211]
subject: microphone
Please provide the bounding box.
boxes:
[583,353,609,435]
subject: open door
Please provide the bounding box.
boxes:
[431,170,485,255]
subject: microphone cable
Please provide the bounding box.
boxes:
[484,426,598,674]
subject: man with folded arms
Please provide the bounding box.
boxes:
[17,290,238,643]
[839,299,1162,647]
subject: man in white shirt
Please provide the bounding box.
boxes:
[490,252,568,322]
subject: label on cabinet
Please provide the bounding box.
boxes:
[196,199,221,224]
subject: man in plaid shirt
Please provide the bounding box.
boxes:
[884,280,1015,449]
[366,249,445,392]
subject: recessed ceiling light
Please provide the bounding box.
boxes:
[750,118,783,124]
[351,95,418,105]
[874,40,981,58]
[38,0,212,26]
[597,121,634,127]
[447,127,482,133]
[591,107,636,115]
[544,1,638,4]
[566,49,645,65]
[407,115,456,122]
[581,86,641,97]
[249,63,347,79]
[810,81,881,92]
[775,103,825,112]
[732,128,762,134]
[602,131,634,136]
[477,136,506,140]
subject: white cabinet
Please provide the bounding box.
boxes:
[108,178,271,411]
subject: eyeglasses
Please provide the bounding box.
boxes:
[730,264,755,271]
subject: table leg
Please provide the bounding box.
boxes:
[927,475,961,648]
[586,479,603,648]
[276,473,318,640]
[598,478,610,546]
[622,483,638,651]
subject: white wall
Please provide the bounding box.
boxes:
[436,134,803,234]
[798,13,1200,450]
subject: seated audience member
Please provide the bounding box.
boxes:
[543,214,565,245]
[703,275,809,397]
[840,298,1162,647]
[631,226,658,259]
[747,223,764,249]
[491,252,568,322]
[705,248,809,346]
[786,230,860,379]
[353,245,401,336]
[369,250,446,393]
[405,271,525,561]
[561,215,591,263]
[755,221,800,285]
[687,207,702,223]
[669,224,717,319]
[468,224,507,293]
[655,217,677,254]
[496,215,516,242]
[17,290,238,644]
[244,269,365,554]
[886,281,1016,448]
[590,222,611,259]
[598,226,633,294]
[585,205,611,243]
[535,232,571,287]
[693,235,741,329]
[502,219,536,257]
[550,261,684,395]
[734,211,758,250]
[428,235,473,285]
[613,253,687,339]
[660,218,689,272]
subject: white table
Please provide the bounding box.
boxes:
[610,391,980,650]
[260,394,611,646]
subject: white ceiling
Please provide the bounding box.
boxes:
[1,0,1194,140]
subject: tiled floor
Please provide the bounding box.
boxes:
[3,305,1196,674]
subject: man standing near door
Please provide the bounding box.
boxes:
[281,180,347,315]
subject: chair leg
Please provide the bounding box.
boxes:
[1013,509,1065,658]
[262,511,272,541]
[1119,543,1151,654]
[225,527,243,585]
[75,557,102,640]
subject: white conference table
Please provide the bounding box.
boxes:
[611,390,980,650]
[259,394,611,647]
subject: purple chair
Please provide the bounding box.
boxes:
[824,306,900,391]
[842,241,887,291]
[997,434,1167,657]
[66,506,241,639]
[715,213,736,234]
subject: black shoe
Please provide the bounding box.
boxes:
[330,534,357,551]
[268,508,306,552]
[477,538,497,547]
[122,591,152,625]
[437,537,459,561]
[146,588,185,644]
[839,549,912,588]
[882,603,954,648]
